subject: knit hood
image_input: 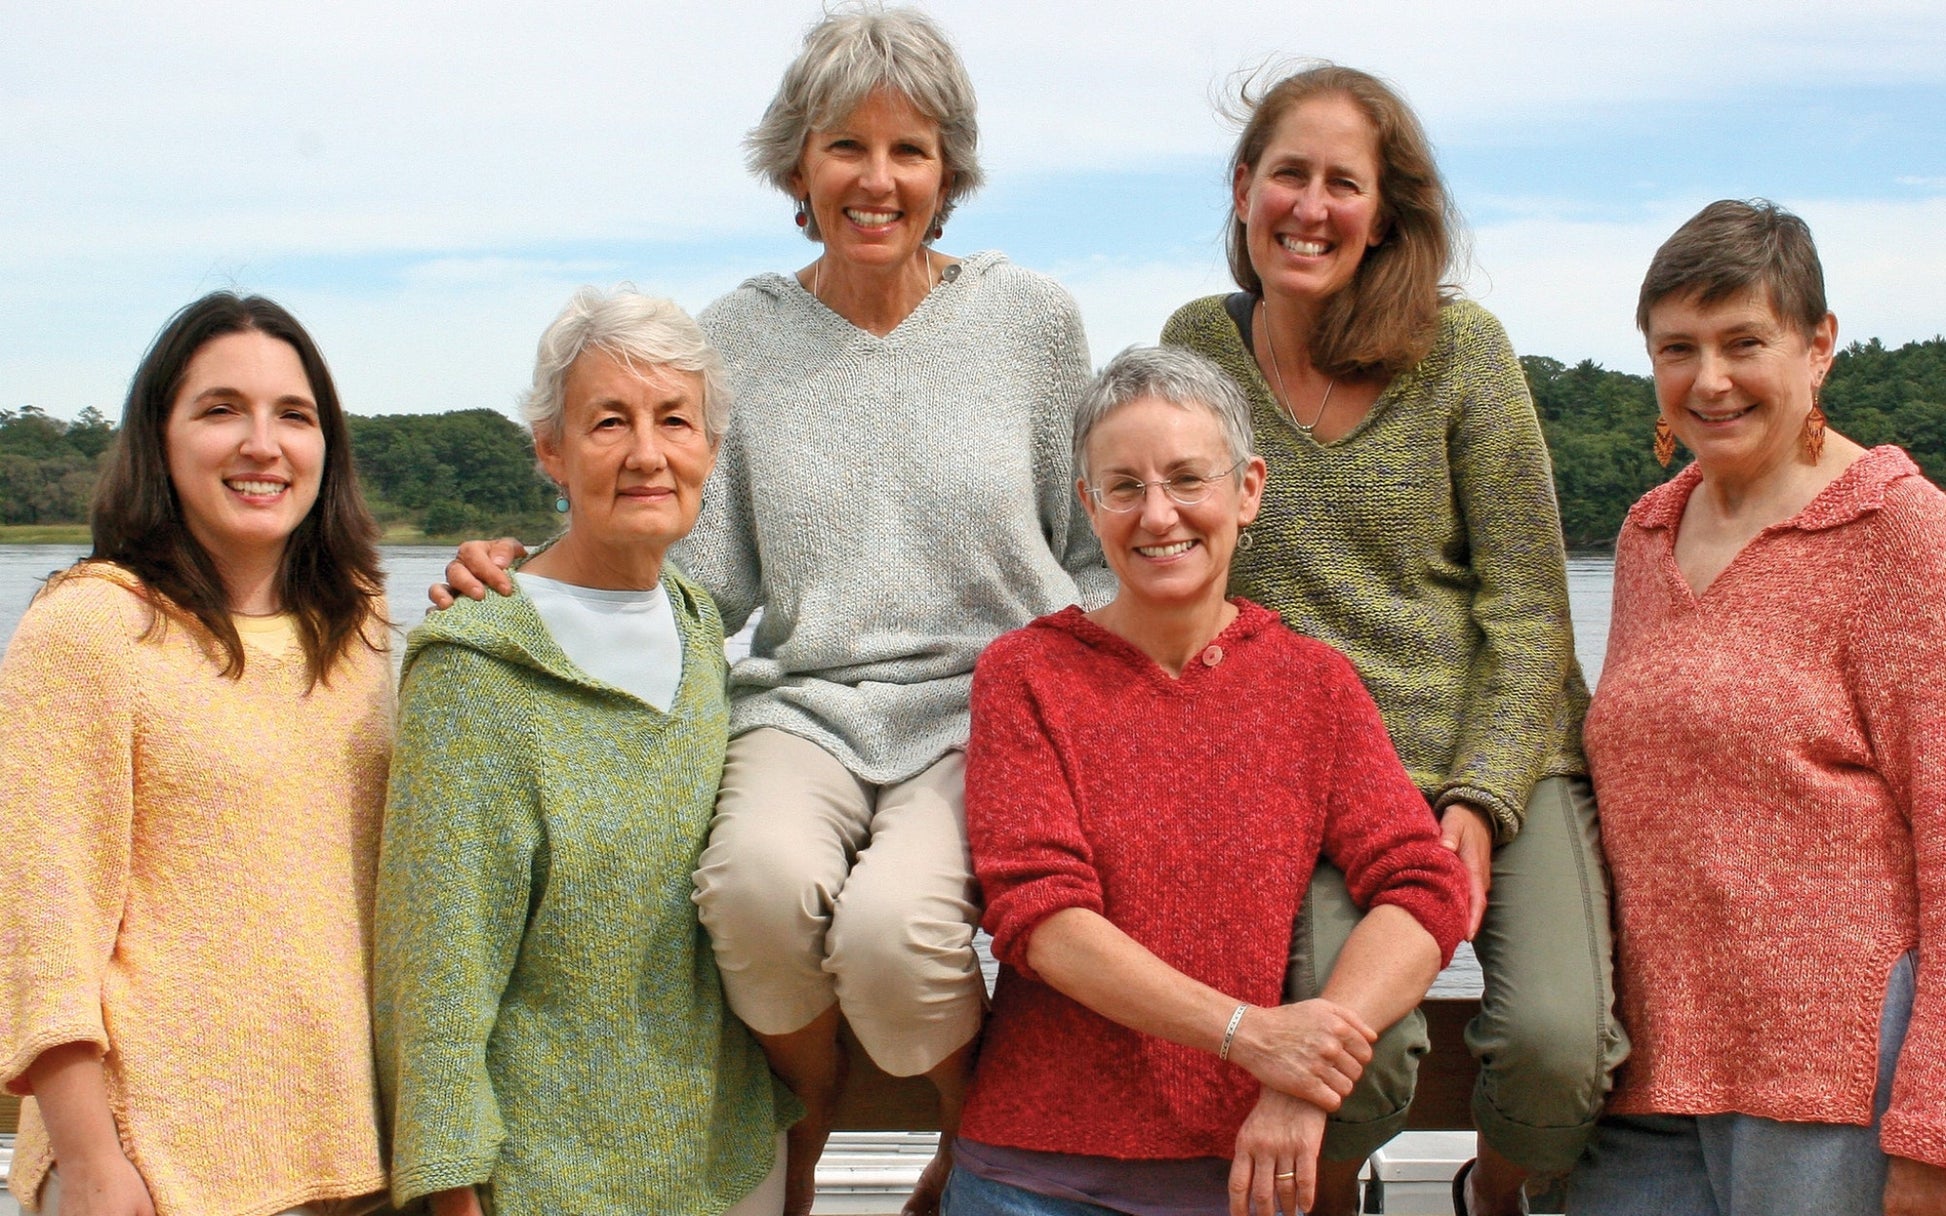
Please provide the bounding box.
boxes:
[402,564,716,695]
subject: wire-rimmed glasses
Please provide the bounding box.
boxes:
[1084,458,1247,513]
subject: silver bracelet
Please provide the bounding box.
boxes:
[1218,1003,1249,1061]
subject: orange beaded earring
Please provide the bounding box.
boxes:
[1654,416,1676,468]
[1803,384,1827,464]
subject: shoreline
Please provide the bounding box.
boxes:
[0,528,1630,559]
[0,524,468,545]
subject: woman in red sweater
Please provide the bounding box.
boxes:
[1575,200,1946,1214]
[951,345,1470,1216]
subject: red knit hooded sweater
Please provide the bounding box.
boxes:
[960,601,1469,1158]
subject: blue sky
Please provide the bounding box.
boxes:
[3,1,1942,422]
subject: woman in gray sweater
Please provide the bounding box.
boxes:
[438,10,1108,1214]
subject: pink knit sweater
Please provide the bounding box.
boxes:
[1584,446,1946,1168]
[960,602,1468,1158]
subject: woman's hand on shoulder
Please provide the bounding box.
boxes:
[1225,998,1375,1111]
[1886,1155,1946,1216]
[429,538,528,609]
[1439,802,1495,939]
[1229,1087,1325,1216]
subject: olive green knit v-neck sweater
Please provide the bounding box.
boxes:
[374,568,788,1216]
[1164,295,1586,841]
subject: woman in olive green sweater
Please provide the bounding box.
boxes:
[1162,65,1625,1216]
[374,290,790,1216]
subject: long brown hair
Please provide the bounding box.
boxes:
[87,292,384,685]
[1225,63,1460,379]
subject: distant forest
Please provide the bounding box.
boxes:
[0,406,556,540]
[4,335,1945,547]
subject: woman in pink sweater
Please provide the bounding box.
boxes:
[0,294,392,1216]
[1575,200,1946,1214]
[950,345,1468,1216]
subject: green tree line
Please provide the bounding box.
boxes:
[5,335,1945,546]
[1531,335,1946,547]
[0,405,556,538]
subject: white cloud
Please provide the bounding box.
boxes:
[4,1,1945,419]
[1470,192,1946,374]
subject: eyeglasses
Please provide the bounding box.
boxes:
[1085,459,1246,513]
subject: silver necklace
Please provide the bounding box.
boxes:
[811,248,941,312]
[1258,299,1335,435]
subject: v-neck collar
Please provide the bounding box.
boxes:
[1630,445,1918,604]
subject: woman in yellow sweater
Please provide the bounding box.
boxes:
[0,293,393,1216]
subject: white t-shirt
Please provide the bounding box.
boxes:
[517,571,683,712]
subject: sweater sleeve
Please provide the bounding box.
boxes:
[374,640,543,1206]
[1032,281,1115,610]
[669,422,762,635]
[1434,305,1580,841]
[1316,653,1470,966]
[965,637,1105,979]
[1851,484,1946,1168]
[0,580,136,1091]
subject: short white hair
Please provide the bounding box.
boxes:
[744,5,983,241]
[520,288,730,447]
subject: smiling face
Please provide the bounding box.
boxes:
[1234,93,1386,309]
[535,350,715,563]
[1080,396,1266,614]
[164,330,325,573]
[1646,286,1837,484]
[789,86,950,274]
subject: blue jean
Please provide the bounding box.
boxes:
[942,1169,1127,1216]
[1567,951,1916,1215]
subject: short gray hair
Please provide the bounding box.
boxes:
[1072,346,1256,482]
[744,5,983,242]
[521,288,730,448]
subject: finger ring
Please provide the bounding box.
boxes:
[1274,1171,1297,1180]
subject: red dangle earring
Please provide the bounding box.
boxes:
[794,199,809,229]
[1653,416,1676,468]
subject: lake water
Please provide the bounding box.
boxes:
[0,544,1616,997]
[0,546,1617,676]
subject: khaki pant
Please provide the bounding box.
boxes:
[1293,775,1629,1174]
[39,1171,391,1216]
[694,728,985,1077]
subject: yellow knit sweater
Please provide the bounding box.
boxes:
[0,564,393,1216]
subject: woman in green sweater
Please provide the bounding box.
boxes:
[1161,64,1625,1216]
[373,290,790,1216]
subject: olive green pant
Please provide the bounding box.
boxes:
[1289,775,1628,1175]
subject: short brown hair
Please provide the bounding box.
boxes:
[1224,63,1459,379]
[88,292,384,685]
[1636,198,1827,339]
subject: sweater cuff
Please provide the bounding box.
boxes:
[1433,784,1522,845]
[986,885,1105,984]
[390,1157,499,1210]
[2,1021,110,1096]
[1883,1108,1946,1171]
[1369,888,1468,969]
